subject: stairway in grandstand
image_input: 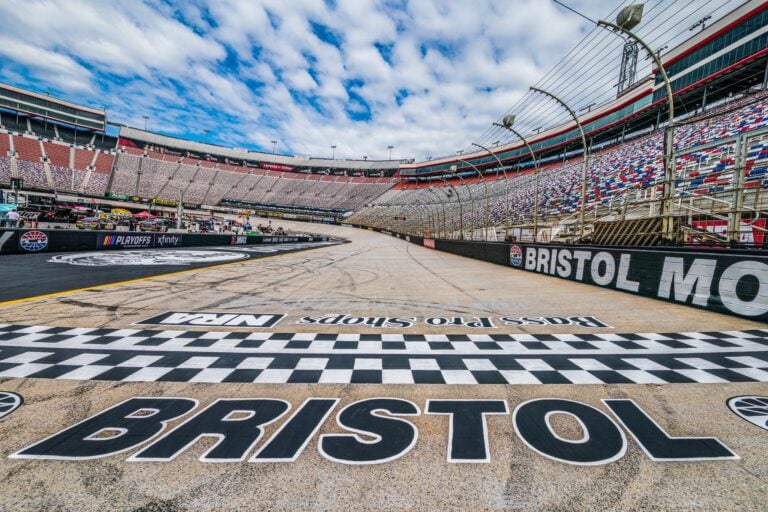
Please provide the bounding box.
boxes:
[591,218,664,246]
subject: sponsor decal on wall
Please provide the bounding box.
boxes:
[690,219,766,247]
[262,237,299,243]
[98,234,153,249]
[49,250,249,267]
[424,239,435,249]
[509,245,523,267]
[136,311,285,328]
[727,396,768,431]
[231,235,248,245]
[97,233,182,249]
[9,396,739,465]
[510,244,768,321]
[154,234,183,248]
[0,392,22,420]
[19,231,48,252]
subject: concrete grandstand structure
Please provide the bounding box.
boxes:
[0,0,766,247]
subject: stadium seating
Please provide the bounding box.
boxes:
[1,89,765,229]
[13,135,43,162]
[83,169,110,196]
[351,93,768,232]
[0,133,11,158]
[43,141,71,168]
[0,157,11,184]
[16,160,49,189]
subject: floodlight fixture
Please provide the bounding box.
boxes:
[616,4,644,31]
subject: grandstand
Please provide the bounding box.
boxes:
[352,91,768,244]
[0,0,766,246]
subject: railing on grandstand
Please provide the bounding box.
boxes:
[351,92,768,249]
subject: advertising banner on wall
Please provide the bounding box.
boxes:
[508,243,768,321]
[0,229,321,255]
[689,219,766,247]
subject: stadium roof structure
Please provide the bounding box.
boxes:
[0,82,106,132]
[119,126,401,171]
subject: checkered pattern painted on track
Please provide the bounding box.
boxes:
[0,324,767,385]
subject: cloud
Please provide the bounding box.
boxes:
[0,0,743,161]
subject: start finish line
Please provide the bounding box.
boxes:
[11,396,739,465]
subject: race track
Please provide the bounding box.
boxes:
[0,221,766,511]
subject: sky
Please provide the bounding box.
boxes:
[0,0,723,161]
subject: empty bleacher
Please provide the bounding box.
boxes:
[351,93,768,237]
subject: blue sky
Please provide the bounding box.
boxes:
[0,0,661,160]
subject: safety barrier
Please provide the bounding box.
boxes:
[353,224,768,322]
[0,229,328,256]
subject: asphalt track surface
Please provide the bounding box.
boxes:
[0,240,343,302]
[0,221,766,511]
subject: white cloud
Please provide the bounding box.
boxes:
[0,0,744,161]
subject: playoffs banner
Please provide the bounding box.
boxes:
[509,243,768,321]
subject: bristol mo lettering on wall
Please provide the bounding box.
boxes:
[510,245,768,321]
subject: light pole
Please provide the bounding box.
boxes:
[411,196,436,238]
[271,140,277,155]
[176,189,184,230]
[597,5,677,243]
[331,145,336,159]
[143,115,150,131]
[448,165,476,240]
[456,158,491,241]
[401,203,423,236]
[425,186,448,239]
[435,174,464,239]
[529,86,589,242]
[494,114,542,241]
[388,145,394,160]
[472,141,510,240]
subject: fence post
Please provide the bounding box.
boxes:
[728,134,746,247]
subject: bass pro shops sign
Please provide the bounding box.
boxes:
[509,244,768,322]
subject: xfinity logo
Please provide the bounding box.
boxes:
[155,234,183,247]
[137,311,285,328]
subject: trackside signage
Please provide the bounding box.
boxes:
[0,229,326,255]
[98,233,183,249]
[9,396,740,465]
[509,244,768,321]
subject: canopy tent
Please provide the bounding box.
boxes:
[110,208,133,217]
[133,211,156,219]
